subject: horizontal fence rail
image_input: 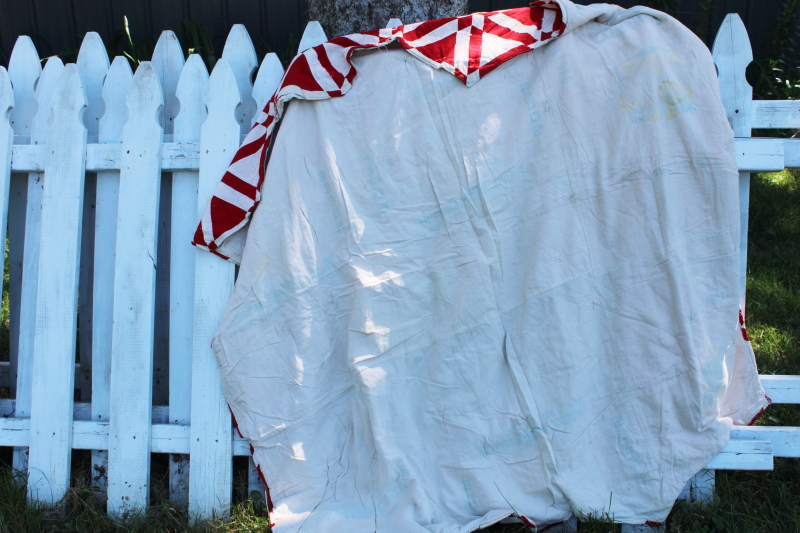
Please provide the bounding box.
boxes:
[0,11,796,530]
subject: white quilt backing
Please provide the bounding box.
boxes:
[213,2,768,530]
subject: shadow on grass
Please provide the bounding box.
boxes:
[0,460,272,533]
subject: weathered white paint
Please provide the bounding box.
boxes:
[97,58,134,141]
[77,32,110,141]
[782,138,800,167]
[752,100,800,129]
[91,55,133,501]
[7,36,40,142]
[704,439,773,470]
[5,45,37,399]
[298,21,328,53]
[151,31,185,136]
[732,426,800,458]
[11,56,64,477]
[713,13,752,313]
[251,53,283,127]
[106,63,164,516]
[7,37,41,476]
[12,142,200,172]
[15,138,793,174]
[169,53,208,507]
[2,416,778,470]
[76,32,109,403]
[26,65,88,504]
[242,49,281,505]
[152,30,186,408]
[760,374,800,404]
[188,58,239,522]
[6,175,24,398]
[232,50,269,506]
[222,25,258,135]
[0,398,169,424]
[734,138,784,171]
[0,70,13,388]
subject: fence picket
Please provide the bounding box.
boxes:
[221,25,258,135]
[0,69,13,392]
[152,33,187,407]
[76,32,109,404]
[189,58,239,522]
[241,42,271,504]
[77,32,109,141]
[711,27,755,511]
[240,50,277,497]
[6,39,40,453]
[251,53,283,127]
[12,56,64,479]
[25,65,88,504]
[106,63,164,515]
[169,54,208,507]
[90,55,133,501]
[8,37,40,142]
[712,14,753,312]
[152,31,185,136]
[298,21,327,53]
[7,174,23,398]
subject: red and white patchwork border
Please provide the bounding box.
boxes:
[193,2,565,259]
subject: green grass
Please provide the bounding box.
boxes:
[0,453,272,533]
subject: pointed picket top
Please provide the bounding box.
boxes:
[201,57,240,200]
[190,55,238,521]
[8,36,41,140]
[221,25,258,134]
[0,66,14,155]
[712,14,753,137]
[0,66,13,369]
[26,61,87,506]
[30,57,64,145]
[298,21,327,53]
[50,64,89,127]
[386,18,403,28]
[174,54,209,143]
[127,62,164,134]
[251,53,283,127]
[77,32,110,141]
[0,68,13,126]
[99,57,134,144]
[204,58,241,126]
[152,30,186,135]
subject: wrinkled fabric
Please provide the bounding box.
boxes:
[193,1,566,261]
[213,2,768,530]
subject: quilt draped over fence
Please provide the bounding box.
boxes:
[192,1,566,260]
[195,0,768,530]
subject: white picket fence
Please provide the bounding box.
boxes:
[0,12,797,528]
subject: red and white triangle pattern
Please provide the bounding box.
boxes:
[193,1,566,259]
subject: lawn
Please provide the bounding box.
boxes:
[1,169,798,531]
